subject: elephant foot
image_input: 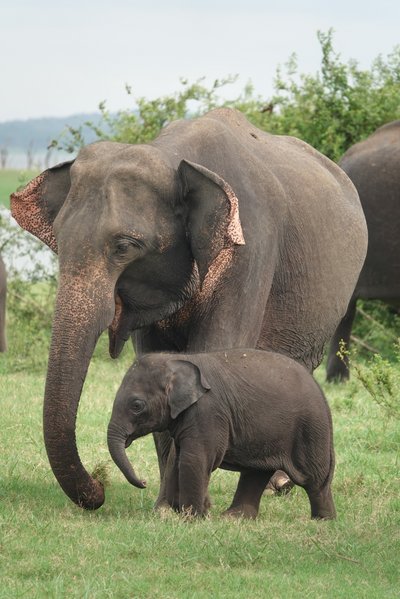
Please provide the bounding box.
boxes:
[222,505,259,519]
[155,493,212,513]
[326,353,349,382]
[203,493,212,511]
[153,499,172,512]
[264,470,294,496]
[307,486,336,520]
[178,506,208,519]
[326,365,349,383]
[177,496,211,516]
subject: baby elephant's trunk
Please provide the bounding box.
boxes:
[107,424,146,489]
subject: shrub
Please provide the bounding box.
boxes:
[0,207,57,372]
[52,30,400,162]
[337,339,400,418]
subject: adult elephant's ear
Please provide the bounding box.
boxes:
[179,160,245,283]
[10,160,74,253]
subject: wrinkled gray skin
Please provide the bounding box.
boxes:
[10,108,367,510]
[108,350,336,520]
[0,254,7,352]
[327,121,400,381]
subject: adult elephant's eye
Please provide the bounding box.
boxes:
[114,237,143,259]
[115,241,131,256]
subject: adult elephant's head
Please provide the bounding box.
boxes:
[11,142,244,509]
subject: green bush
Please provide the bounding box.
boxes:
[337,338,400,418]
[53,30,400,162]
[351,301,400,361]
[249,30,400,161]
[0,170,39,208]
[51,76,239,151]
[0,207,57,373]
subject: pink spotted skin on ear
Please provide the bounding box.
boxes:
[10,172,58,253]
[200,248,234,297]
[223,182,245,246]
[197,179,245,296]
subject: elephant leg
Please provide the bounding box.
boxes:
[223,470,273,519]
[305,484,336,520]
[326,298,357,382]
[153,431,176,509]
[153,433,213,511]
[178,443,212,517]
[165,447,180,511]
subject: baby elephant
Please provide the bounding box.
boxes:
[107,350,336,520]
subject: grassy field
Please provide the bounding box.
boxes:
[0,169,38,208]
[1,321,399,598]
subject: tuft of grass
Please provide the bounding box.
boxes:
[91,462,111,489]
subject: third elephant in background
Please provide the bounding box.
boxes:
[327,121,400,381]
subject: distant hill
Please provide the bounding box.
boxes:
[0,113,104,149]
[0,113,106,169]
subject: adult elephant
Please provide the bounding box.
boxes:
[0,253,6,352]
[327,121,400,381]
[11,108,367,510]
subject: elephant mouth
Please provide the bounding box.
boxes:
[108,294,134,358]
[125,435,134,449]
[108,290,189,358]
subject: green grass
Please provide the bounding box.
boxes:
[0,169,38,207]
[1,331,399,598]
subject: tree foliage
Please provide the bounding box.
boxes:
[257,30,400,160]
[54,30,400,163]
[52,76,239,151]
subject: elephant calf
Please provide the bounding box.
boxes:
[108,349,336,520]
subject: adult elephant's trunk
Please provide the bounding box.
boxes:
[107,424,147,489]
[43,266,116,509]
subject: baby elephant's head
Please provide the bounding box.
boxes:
[107,354,210,489]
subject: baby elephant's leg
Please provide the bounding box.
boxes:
[166,448,211,513]
[165,452,180,511]
[178,441,211,517]
[223,470,273,519]
[305,484,336,520]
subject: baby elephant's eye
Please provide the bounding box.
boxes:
[130,398,146,414]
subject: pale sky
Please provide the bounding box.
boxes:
[1,0,399,122]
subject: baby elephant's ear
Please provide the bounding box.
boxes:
[166,360,211,419]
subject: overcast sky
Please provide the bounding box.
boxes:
[1,0,399,122]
